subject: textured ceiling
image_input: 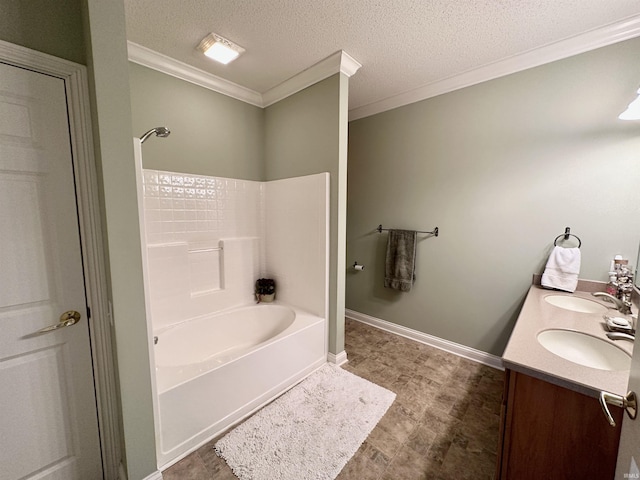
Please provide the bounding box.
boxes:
[124,1,640,111]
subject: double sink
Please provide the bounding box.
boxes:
[537,295,631,371]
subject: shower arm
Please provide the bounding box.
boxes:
[140,127,170,143]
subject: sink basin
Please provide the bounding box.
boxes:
[537,329,630,370]
[544,295,609,314]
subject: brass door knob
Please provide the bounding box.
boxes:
[36,310,82,334]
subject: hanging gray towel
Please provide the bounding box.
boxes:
[384,229,417,292]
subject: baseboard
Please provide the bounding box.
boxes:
[327,350,348,366]
[345,309,504,370]
[118,463,163,480]
[142,471,163,480]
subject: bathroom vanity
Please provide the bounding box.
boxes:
[498,279,634,479]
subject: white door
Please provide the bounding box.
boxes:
[0,63,102,479]
[615,329,640,479]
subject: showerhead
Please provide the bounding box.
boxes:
[140,127,171,143]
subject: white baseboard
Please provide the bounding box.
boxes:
[118,463,163,480]
[345,309,503,370]
[142,471,163,480]
[327,350,348,366]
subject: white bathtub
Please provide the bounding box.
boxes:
[154,303,326,468]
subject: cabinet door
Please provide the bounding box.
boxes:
[499,371,622,479]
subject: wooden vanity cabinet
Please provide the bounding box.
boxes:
[496,369,623,479]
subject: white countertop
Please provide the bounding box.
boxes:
[502,281,634,398]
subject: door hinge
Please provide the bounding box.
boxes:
[87,306,91,319]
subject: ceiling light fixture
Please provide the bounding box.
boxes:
[619,88,640,120]
[197,33,245,65]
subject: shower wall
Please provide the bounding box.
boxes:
[264,174,329,319]
[141,170,329,331]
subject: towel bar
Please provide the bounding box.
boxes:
[377,224,439,237]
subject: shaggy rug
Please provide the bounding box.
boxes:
[214,363,396,480]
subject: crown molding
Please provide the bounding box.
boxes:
[127,41,263,106]
[262,50,362,107]
[349,14,640,121]
[339,51,363,77]
[128,42,360,109]
[129,13,640,120]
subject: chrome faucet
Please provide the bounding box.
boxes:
[592,292,633,315]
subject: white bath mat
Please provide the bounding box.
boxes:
[214,363,395,480]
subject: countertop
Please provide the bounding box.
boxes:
[502,279,635,398]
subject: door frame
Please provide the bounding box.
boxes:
[0,40,121,480]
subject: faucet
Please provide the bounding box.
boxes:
[592,292,633,315]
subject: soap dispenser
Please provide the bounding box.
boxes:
[606,273,618,296]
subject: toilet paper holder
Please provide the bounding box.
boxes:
[353,261,365,271]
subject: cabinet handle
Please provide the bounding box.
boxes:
[599,390,637,427]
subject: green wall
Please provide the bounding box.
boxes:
[0,0,86,64]
[265,73,349,355]
[83,1,157,479]
[347,37,640,356]
[129,63,264,180]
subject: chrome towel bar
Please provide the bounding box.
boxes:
[377,224,439,237]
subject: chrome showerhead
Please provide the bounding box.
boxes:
[140,127,171,143]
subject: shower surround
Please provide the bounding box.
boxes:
[135,153,329,468]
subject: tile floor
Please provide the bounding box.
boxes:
[162,318,504,480]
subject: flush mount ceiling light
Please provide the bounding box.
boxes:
[619,88,640,120]
[197,33,245,65]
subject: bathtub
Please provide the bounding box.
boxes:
[154,303,326,468]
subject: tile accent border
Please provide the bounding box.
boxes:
[345,309,504,370]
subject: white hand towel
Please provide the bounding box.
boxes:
[541,246,581,293]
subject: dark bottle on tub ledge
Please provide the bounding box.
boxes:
[255,278,276,303]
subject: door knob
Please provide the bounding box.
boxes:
[36,310,82,334]
[599,390,637,427]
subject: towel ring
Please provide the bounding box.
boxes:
[553,228,581,248]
